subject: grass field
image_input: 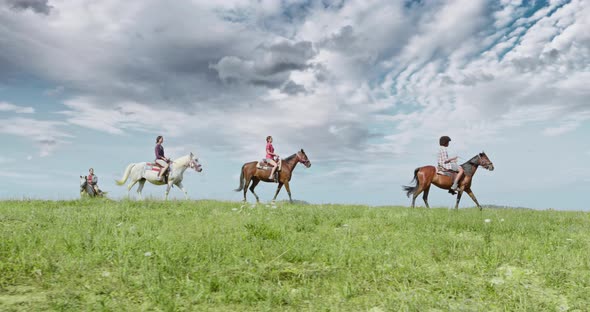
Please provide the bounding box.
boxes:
[1,200,589,311]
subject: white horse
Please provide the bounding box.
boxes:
[115,153,202,200]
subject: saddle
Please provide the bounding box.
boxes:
[257,159,281,182]
[436,168,458,180]
[437,168,462,195]
[146,162,171,183]
[257,158,281,171]
[146,162,164,172]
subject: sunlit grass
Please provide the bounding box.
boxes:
[1,200,589,311]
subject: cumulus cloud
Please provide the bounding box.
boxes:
[1,0,589,180]
[212,40,316,88]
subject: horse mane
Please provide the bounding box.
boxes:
[283,153,297,162]
[461,154,480,166]
[173,153,192,164]
[461,154,481,177]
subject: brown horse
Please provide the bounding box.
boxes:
[402,152,494,210]
[235,149,311,203]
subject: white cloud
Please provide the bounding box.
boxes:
[0,117,72,156]
[0,102,35,113]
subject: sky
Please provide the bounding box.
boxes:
[0,0,589,210]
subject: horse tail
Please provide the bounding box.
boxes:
[234,164,246,192]
[402,167,420,197]
[115,164,135,185]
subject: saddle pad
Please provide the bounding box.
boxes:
[436,169,457,178]
[145,163,162,172]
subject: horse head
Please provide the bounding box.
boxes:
[80,175,87,192]
[478,151,494,171]
[297,149,311,168]
[189,152,203,172]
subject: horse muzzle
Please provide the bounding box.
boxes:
[487,164,494,171]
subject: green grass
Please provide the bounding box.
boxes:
[1,200,589,311]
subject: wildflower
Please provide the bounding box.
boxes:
[484,219,491,223]
[144,251,152,257]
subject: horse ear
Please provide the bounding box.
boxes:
[80,175,83,178]
[301,148,305,153]
[190,152,194,158]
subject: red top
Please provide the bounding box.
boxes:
[87,174,94,183]
[266,142,274,159]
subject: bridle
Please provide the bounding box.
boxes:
[189,158,202,171]
[297,153,311,167]
[477,154,493,170]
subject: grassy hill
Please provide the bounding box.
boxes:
[1,200,588,311]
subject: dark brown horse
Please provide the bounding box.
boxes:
[402,152,494,210]
[235,149,311,203]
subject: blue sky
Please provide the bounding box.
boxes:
[1,0,589,210]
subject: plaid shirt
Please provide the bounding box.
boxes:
[438,146,454,170]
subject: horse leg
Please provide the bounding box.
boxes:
[465,189,482,210]
[249,179,261,203]
[176,181,188,200]
[455,190,463,210]
[243,177,252,202]
[165,182,173,201]
[410,169,432,208]
[127,179,139,198]
[272,182,284,202]
[284,182,293,203]
[137,179,146,200]
[422,186,431,209]
[411,184,425,209]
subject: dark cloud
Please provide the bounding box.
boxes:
[281,80,307,95]
[5,0,52,15]
[321,25,356,51]
[212,40,316,89]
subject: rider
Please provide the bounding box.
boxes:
[438,136,464,191]
[87,168,102,195]
[265,135,281,180]
[155,135,170,181]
